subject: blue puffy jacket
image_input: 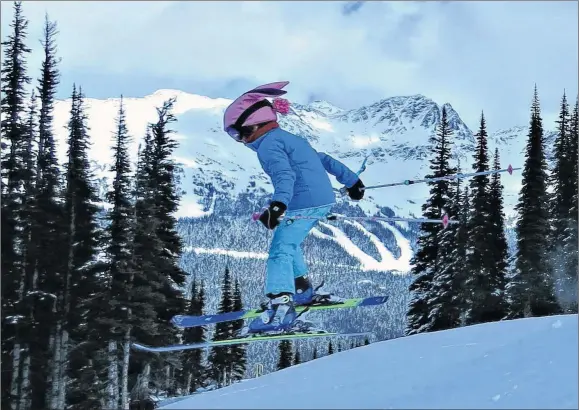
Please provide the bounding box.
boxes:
[245,127,359,211]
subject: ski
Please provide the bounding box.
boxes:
[171,295,388,328]
[131,331,371,353]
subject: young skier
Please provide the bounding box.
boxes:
[223,81,365,334]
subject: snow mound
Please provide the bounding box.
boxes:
[160,314,578,409]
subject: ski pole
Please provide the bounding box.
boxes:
[252,212,455,228]
[340,164,520,195]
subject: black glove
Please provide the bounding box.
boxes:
[346,179,365,200]
[259,201,287,229]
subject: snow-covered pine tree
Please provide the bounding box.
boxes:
[508,86,561,318]
[208,267,234,386]
[312,347,318,360]
[181,279,207,394]
[464,112,506,324]
[229,278,247,382]
[277,341,293,370]
[1,3,32,407]
[406,105,455,335]
[61,85,105,409]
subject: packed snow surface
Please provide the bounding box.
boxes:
[161,314,578,409]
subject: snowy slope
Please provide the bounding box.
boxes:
[160,314,578,410]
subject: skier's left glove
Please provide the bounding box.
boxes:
[259,201,287,229]
[346,179,365,200]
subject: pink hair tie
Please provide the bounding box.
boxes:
[272,98,290,115]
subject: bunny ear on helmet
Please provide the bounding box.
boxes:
[245,81,289,97]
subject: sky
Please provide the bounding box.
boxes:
[1,0,577,132]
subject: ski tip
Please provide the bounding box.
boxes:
[507,164,513,175]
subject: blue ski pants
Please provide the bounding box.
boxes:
[264,204,333,296]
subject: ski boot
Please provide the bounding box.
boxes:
[246,293,299,335]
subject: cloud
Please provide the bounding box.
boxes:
[1,1,576,131]
[342,1,366,16]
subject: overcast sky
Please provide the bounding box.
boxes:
[1,1,577,131]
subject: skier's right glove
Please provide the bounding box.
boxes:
[346,179,365,200]
[258,201,287,230]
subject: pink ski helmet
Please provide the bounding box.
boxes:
[223,81,290,141]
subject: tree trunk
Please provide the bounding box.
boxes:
[107,340,119,409]
[11,343,21,410]
[120,327,131,410]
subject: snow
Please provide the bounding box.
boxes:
[160,314,578,409]
[310,219,412,273]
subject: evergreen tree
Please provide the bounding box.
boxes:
[277,341,293,370]
[464,114,506,324]
[293,348,302,365]
[363,337,370,346]
[569,98,578,203]
[95,95,136,409]
[312,347,318,360]
[0,3,32,407]
[406,106,456,335]
[129,128,169,403]
[485,149,509,318]
[549,92,577,310]
[181,280,207,394]
[550,91,574,231]
[558,97,579,312]
[427,167,462,331]
[130,98,187,397]
[208,267,234,386]
[229,278,247,382]
[27,15,63,410]
[149,98,187,345]
[508,86,561,317]
[61,85,106,408]
[327,340,334,355]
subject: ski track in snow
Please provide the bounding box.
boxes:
[311,220,411,273]
[159,314,578,410]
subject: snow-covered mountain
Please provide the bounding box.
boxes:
[159,314,578,409]
[52,89,553,225]
[49,89,557,368]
